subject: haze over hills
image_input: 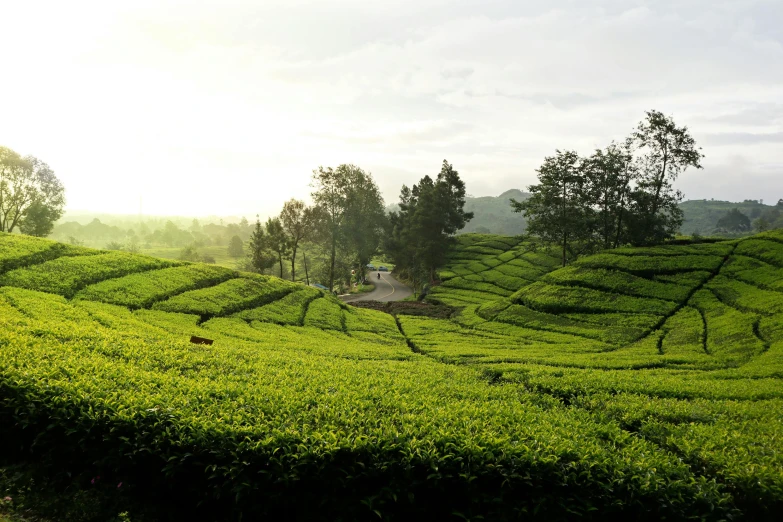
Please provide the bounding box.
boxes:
[386,189,531,236]
[455,190,783,237]
[679,198,783,235]
[54,191,783,249]
[461,189,530,235]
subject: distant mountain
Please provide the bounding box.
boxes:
[384,189,530,236]
[460,192,783,237]
[460,189,530,236]
[391,190,783,237]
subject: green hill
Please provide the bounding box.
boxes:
[387,189,530,236]
[1,231,782,520]
[449,190,783,237]
[680,198,783,235]
[460,189,530,235]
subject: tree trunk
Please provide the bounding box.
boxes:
[278,253,284,279]
[614,205,624,249]
[328,234,336,292]
[303,251,310,286]
[562,177,568,267]
[7,205,22,233]
[614,162,631,249]
[651,150,668,216]
[290,244,297,282]
[603,170,611,250]
[646,147,668,243]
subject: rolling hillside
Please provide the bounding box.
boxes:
[680,198,783,235]
[460,189,530,235]
[1,231,782,520]
[435,190,783,237]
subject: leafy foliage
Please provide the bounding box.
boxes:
[0,146,66,235]
[151,275,296,317]
[0,250,176,297]
[384,160,473,286]
[513,111,704,263]
[311,164,386,291]
[0,231,95,274]
[302,295,345,330]
[715,208,752,233]
[234,286,322,325]
[1,233,782,520]
[76,264,237,309]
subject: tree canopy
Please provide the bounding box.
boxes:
[246,218,275,273]
[279,198,315,282]
[227,235,244,258]
[264,217,290,279]
[0,146,65,235]
[385,160,473,286]
[310,165,386,291]
[716,208,751,233]
[513,111,703,265]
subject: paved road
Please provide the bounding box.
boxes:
[341,271,413,303]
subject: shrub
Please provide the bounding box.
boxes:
[76,265,237,309]
[152,275,296,317]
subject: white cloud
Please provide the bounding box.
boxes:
[0,0,781,216]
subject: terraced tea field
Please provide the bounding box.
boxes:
[1,231,782,520]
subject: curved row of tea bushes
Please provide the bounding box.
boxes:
[151,275,297,317]
[1,287,744,520]
[0,232,96,273]
[76,264,238,308]
[0,251,177,297]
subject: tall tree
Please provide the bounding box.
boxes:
[384,185,416,275]
[436,160,474,236]
[0,147,65,234]
[310,166,349,291]
[18,200,61,237]
[280,198,314,282]
[582,142,636,249]
[512,150,591,267]
[408,175,443,278]
[342,168,387,273]
[264,217,290,279]
[227,235,244,258]
[628,110,703,245]
[511,110,703,252]
[246,218,274,273]
[384,160,473,280]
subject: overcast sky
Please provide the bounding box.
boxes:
[1,0,781,217]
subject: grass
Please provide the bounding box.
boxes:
[1,230,782,520]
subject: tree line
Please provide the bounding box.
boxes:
[5,110,726,288]
[237,161,474,294]
[712,202,783,235]
[382,160,473,293]
[241,160,475,294]
[513,110,704,266]
[244,164,386,292]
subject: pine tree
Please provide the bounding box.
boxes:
[246,219,274,273]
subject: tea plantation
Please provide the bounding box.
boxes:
[1,231,782,520]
